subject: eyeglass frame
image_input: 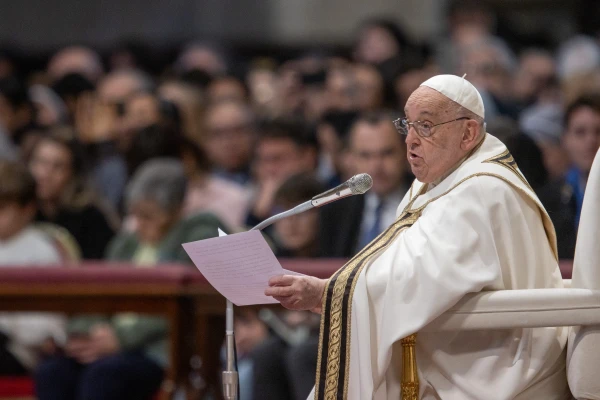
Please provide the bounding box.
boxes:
[393,116,470,138]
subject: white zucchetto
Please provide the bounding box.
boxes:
[420,74,485,119]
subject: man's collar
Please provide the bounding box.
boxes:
[367,186,406,206]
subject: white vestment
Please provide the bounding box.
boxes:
[310,134,568,400]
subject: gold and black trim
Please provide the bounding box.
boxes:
[315,193,424,400]
[482,149,533,191]
[314,146,558,400]
[407,171,558,260]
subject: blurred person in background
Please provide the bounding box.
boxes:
[230,308,270,400]
[47,46,104,84]
[460,36,519,120]
[503,133,549,192]
[273,61,304,118]
[29,84,68,128]
[106,40,156,75]
[206,75,248,104]
[272,173,324,258]
[29,127,116,259]
[72,89,129,209]
[35,159,223,400]
[325,66,358,114]
[203,99,256,185]
[246,60,279,116]
[181,136,251,230]
[512,48,556,108]
[52,73,96,121]
[246,118,317,228]
[0,161,65,376]
[0,77,38,150]
[71,70,156,209]
[539,94,600,259]
[0,49,18,80]
[520,103,570,180]
[562,69,600,106]
[175,41,229,77]
[123,91,183,150]
[319,111,410,257]
[436,0,496,73]
[301,66,330,122]
[353,63,385,112]
[95,69,155,151]
[157,79,205,142]
[315,109,359,186]
[353,18,409,84]
[393,65,437,112]
[0,123,16,161]
[107,158,223,264]
[556,35,600,83]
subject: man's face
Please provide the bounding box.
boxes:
[349,120,405,196]
[254,138,307,184]
[205,103,255,172]
[404,87,469,183]
[563,106,600,175]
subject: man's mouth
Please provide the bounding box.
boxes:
[408,151,421,161]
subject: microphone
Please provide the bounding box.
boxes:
[310,172,373,207]
[223,173,371,399]
[251,173,373,231]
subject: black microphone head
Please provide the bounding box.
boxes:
[349,173,373,194]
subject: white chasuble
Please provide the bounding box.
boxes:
[310,134,569,400]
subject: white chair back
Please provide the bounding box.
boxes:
[568,148,600,399]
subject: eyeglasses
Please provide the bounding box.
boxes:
[393,117,470,138]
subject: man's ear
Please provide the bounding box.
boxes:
[461,120,481,150]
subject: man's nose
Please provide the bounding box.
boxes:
[404,125,420,148]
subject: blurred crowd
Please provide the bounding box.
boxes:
[0,0,599,399]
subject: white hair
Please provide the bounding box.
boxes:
[126,158,187,212]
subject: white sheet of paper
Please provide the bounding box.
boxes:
[182,229,304,306]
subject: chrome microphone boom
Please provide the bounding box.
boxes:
[251,173,373,231]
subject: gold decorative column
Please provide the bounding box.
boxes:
[400,334,419,400]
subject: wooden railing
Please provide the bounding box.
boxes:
[0,258,572,399]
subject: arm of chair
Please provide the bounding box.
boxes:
[422,288,600,332]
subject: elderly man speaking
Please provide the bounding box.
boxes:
[265,75,568,399]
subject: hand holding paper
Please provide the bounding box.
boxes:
[265,274,326,313]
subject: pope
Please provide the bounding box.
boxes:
[265,74,568,399]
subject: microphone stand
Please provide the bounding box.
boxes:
[221,173,372,399]
[222,216,303,400]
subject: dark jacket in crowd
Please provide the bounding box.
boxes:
[318,195,365,258]
[35,204,115,260]
[539,176,579,260]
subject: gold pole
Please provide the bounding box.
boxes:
[400,334,419,400]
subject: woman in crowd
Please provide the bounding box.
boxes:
[108,157,224,263]
[29,126,117,259]
[34,158,224,400]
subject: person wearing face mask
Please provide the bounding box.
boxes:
[265,75,568,399]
